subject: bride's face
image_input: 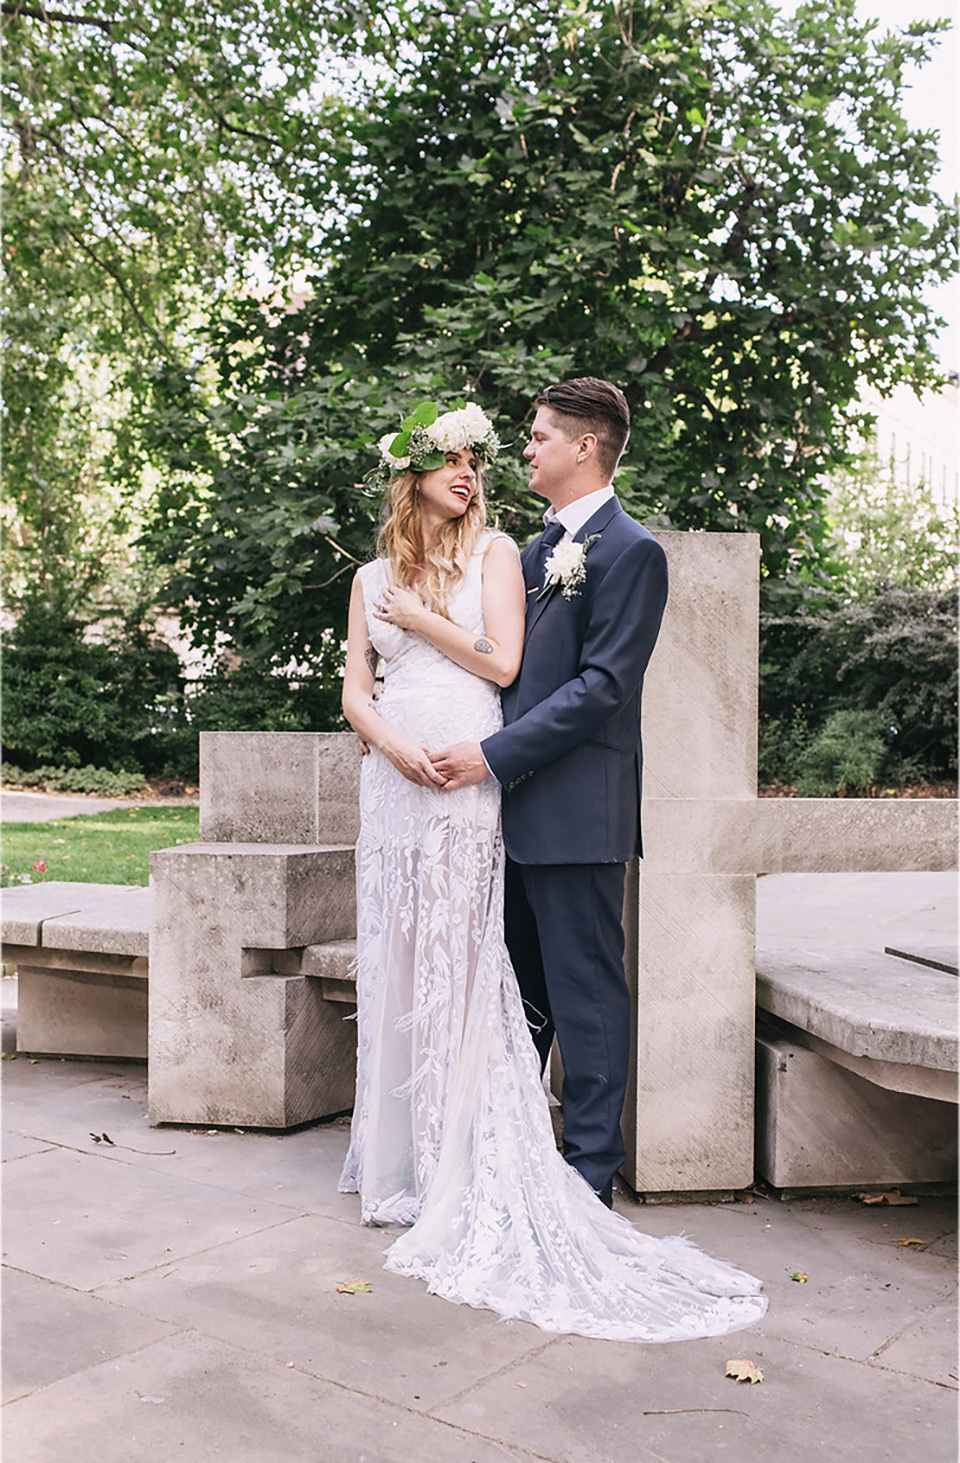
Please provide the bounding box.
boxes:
[416,449,479,523]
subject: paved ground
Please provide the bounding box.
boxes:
[2,954,957,1463]
[1,790,197,823]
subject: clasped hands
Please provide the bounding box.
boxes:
[371,734,488,792]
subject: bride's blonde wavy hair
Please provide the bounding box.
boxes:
[377,468,487,618]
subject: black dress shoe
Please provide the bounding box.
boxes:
[595,1182,614,1210]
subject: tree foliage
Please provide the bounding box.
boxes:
[140,0,957,670]
[4,0,957,779]
[2,0,351,613]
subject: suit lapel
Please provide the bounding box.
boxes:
[574,495,622,542]
[524,496,624,638]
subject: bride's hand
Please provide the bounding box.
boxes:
[374,584,426,631]
[381,734,447,787]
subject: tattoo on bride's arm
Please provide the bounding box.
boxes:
[365,647,379,679]
[474,638,494,655]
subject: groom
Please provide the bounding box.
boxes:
[432,377,668,1206]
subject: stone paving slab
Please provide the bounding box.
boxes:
[431,1326,957,1463]
[874,1297,960,1391]
[2,1143,303,1293]
[2,1266,178,1405]
[0,1330,533,1463]
[0,1046,158,1142]
[723,1197,958,1360]
[97,1211,553,1415]
[1,1130,54,1163]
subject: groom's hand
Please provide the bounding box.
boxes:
[429,742,489,790]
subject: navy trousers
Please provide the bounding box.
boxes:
[504,857,630,1193]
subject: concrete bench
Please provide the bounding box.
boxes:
[1,881,357,1065]
[2,883,151,1060]
[755,938,957,1192]
[4,869,956,1192]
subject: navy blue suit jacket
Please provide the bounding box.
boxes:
[481,497,668,865]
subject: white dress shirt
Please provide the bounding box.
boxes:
[543,484,616,541]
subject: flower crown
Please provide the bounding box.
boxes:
[370,399,499,486]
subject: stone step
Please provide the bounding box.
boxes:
[300,939,357,1003]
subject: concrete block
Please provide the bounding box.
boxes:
[149,845,358,1127]
[755,1032,958,1190]
[641,798,959,877]
[200,732,361,845]
[17,966,147,1060]
[622,867,757,1193]
[753,797,958,874]
[757,950,958,1077]
[643,531,760,802]
[150,843,355,948]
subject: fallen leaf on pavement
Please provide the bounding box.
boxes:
[789,1272,808,1283]
[336,1278,373,1294]
[855,1190,919,1207]
[726,1359,764,1384]
[897,1238,927,1248]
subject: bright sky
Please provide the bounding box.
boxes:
[852,0,959,367]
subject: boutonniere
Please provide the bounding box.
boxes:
[538,533,601,600]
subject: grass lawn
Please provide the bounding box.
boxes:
[1,806,200,887]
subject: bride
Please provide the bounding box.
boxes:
[338,399,766,1342]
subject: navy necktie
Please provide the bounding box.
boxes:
[538,520,566,586]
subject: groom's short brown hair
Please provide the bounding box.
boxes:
[536,378,631,481]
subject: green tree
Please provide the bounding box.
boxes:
[143,0,957,674]
[2,0,351,615]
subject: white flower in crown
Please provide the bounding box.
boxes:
[541,533,601,600]
[426,403,496,454]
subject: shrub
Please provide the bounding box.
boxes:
[2,763,137,796]
[794,710,890,796]
[1,598,347,781]
[758,711,812,787]
[2,601,183,775]
[760,581,957,787]
[1,762,147,797]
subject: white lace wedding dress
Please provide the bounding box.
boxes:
[338,533,767,1342]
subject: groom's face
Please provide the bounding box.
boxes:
[523,407,582,504]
